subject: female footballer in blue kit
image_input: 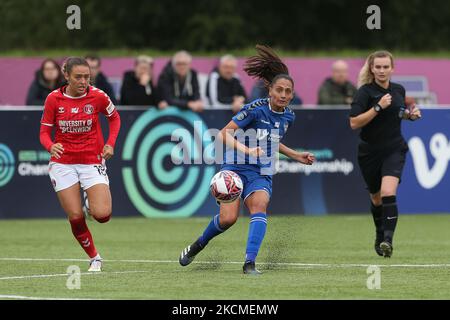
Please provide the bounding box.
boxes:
[179,45,315,274]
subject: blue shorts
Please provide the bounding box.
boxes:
[221,165,272,201]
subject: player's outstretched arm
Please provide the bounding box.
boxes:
[39,125,64,159]
[101,145,114,160]
[39,124,54,152]
[279,143,315,165]
[102,110,121,160]
[218,120,264,157]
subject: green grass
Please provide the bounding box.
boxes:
[2,48,450,58]
[1,215,450,300]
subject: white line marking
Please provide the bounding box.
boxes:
[1,257,450,268]
[0,294,98,300]
[0,258,88,262]
[0,270,149,281]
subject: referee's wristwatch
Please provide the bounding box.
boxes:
[373,104,382,113]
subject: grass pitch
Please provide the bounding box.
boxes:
[1,214,450,300]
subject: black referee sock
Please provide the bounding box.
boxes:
[370,202,383,237]
[382,196,398,244]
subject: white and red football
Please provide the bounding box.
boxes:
[210,170,243,203]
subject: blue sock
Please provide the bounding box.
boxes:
[198,214,224,247]
[245,213,267,262]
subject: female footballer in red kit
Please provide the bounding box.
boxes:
[40,57,121,271]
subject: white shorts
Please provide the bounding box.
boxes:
[48,162,109,192]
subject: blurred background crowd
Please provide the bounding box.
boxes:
[1,0,449,109]
[23,52,360,111]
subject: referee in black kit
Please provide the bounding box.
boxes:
[349,50,422,258]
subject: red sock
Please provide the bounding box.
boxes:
[69,217,98,259]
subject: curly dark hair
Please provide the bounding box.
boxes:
[243,45,294,88]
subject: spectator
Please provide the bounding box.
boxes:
[206,54,246,113]
[120,55,163,107]
[317,60,357,105]
[85,54,118,105]
[250,79,303,105]
[158,51,203,112]
[26,58,64,105]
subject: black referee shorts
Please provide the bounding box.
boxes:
[357,141,409,194]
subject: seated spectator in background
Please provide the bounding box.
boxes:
[158,51,203,112]
[250,79,303,105]
[85,54,117,105]
[121,55,164,107]
[317,60,356,105]
[206,54,246,113]
[26,58,64,105]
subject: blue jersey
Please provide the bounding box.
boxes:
[222,98,295,175]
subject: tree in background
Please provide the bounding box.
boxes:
[1,0,449,52]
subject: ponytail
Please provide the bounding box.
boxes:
[244,45,293,88]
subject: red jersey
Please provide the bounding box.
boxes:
[40,85,120,164]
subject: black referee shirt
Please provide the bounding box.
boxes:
[350,81,406,147]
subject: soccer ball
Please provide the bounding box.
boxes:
[210,170,243,203]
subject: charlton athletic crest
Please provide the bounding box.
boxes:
[84,104,94,115]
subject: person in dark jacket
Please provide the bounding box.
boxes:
[206,55,246,113]
[317,60,357,105]
[157,51,203,112]
[26,58,65,105]
[120,55,163,107]
[85,54,118,105]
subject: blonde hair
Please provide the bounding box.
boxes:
[357,50,394,88]
[135,55,154,66]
